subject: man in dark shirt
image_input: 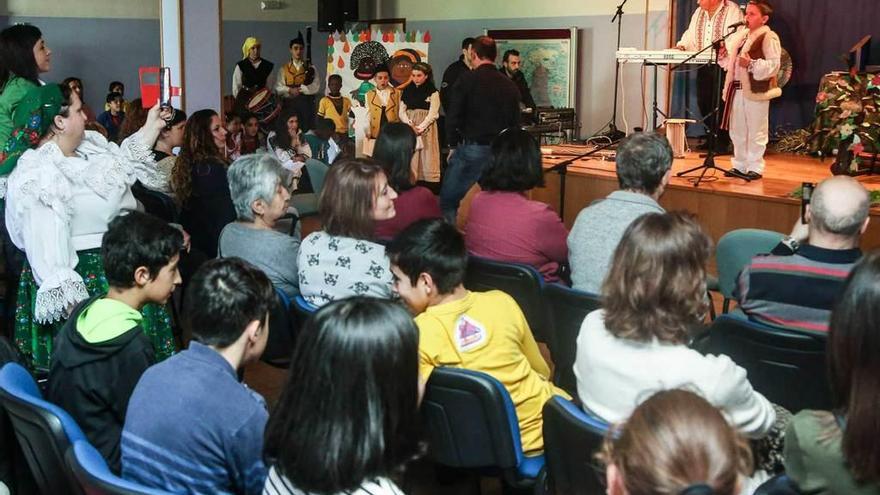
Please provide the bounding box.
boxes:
[500,49,537,122]
[441,35,521,221]
[440,37,474,112]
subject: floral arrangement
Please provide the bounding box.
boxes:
[810,72,880,174]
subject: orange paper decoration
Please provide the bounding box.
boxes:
[337,56,345,68]
[343,40,350,53]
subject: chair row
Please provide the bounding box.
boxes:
[0,362,171,494]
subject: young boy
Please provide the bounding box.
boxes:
[121,257,273,494]
[317,74,352,141]
[303,117,341,164]
[47,211,183,473]
[363,64,401,141]
[97,91,126,143]
[387,219,568,454]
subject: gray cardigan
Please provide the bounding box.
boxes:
[218,222,300,298]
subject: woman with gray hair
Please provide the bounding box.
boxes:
[219,152,300,298]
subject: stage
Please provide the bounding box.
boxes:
[533,145,880,251]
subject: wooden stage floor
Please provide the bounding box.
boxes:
[534,146,880,250]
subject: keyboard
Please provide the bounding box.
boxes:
[616,48,714,65]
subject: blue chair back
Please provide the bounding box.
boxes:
[0,362,85,494]
[716,229,784,307]
[261,288,298,368]
[304,158,330,195]
[66,440,171,495]
[421,367,544,489]
[131,181,178,224]
[542,396,610,495]
[699,315,830,413]
[542,284,601,399]
[464,257,548,342]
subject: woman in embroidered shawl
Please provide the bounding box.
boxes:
[5,83,176,370]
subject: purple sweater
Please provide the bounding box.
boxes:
[464,191,569,282]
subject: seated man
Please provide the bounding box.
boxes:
[47,211,182,473]
[121,258,274,494]
[387,219,568,455]
[736,176,869,332]
[567,132,672,293]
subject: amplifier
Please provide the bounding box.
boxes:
[536,107,576,125]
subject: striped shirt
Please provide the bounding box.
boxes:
[735,243,861,332]
[262,467,404,495]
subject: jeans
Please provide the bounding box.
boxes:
[439,143,492,221]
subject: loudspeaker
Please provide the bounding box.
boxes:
[318,0,358,32]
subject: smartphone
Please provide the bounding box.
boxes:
[159,67,172,108]
[801,182,815,224]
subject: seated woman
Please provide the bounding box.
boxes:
[784,251,880,494]
[267,108,310,189]
[220,153,299,299]
[574,212,776,439]
[372,122,440,240]
[171,109,235,258]
[5,83,175,369]
[601,389,753,495]
[463,128,568,282]
[263,297,420,494]
[298,158,396,307]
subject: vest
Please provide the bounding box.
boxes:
[722,26,782,102]
[282,60,307,87]
[237,59,274,90]
[366,88,401,138]
[747,34,777,95]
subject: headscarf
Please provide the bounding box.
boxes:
[0,83,64,176]
[242,37,261,59]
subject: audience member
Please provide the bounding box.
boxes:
[148,107,187,194]
[225,110,243,160]
[735,175,869,332]
[275,32,320,133]
[317,74,351,140]
[47,211,182,473]
[440,37,474,113]
[104,81,131,114]
[363,64,401,147]
[399,61,441,183]
[373,122,441,240]
[62,77,96,122]
[232,36,274,99]
[574,213,775,439]
[303,117,339,164]
[0,24,51,147]
[464,127,568,282]
[267,108,309,188]
[220,153,299,299]
[121,258,272,494]
[298,158,396,306]
[171,109,235,258]
[97,91,126,143]
[387,219,567,454]
[262,298,420,494]
[240,112,263,155]
[117,98,146,142]
[5,84,175,369]
[441,35,520,221]
[500,49,537,122]
[601,389,753,495]
[784,251,880,494]
[567,132,671,294]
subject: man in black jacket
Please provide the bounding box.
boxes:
[440,37,475,113]
[500,49,537,122]
[47,211,183,474]
[441,35,521,221]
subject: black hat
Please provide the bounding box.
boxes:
[290,31,305,48]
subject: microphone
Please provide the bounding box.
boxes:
[727,21,746,29]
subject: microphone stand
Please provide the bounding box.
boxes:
[673,26,749,187]
[600,0,628,142]
[545,140,618,219]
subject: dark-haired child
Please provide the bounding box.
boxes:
[47,211,183,473]
[97,91,125,143]
[317,74,351,142]
[387,218,568,455]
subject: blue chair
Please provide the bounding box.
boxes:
[289,158,331,218]
[421,367,544,490]
[754,474,801,495]
[541,284,602,399]
[261,288,298,368]
[697,315,830,413]
[0,362,85,494]
[66,440,171,495]
[540,396,610,495]
[464,256,548,343]
[715,229,784,313]
[131,182,178,224]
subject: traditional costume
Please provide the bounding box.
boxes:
[232,37,275,98]
[399,79,441,182]
[275,32,320,132]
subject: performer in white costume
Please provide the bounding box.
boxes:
[720,0,781,179]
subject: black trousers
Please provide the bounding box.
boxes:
[696,64,730,147]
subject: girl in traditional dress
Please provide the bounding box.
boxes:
[399,62,440,183]
[5,84,175,369]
